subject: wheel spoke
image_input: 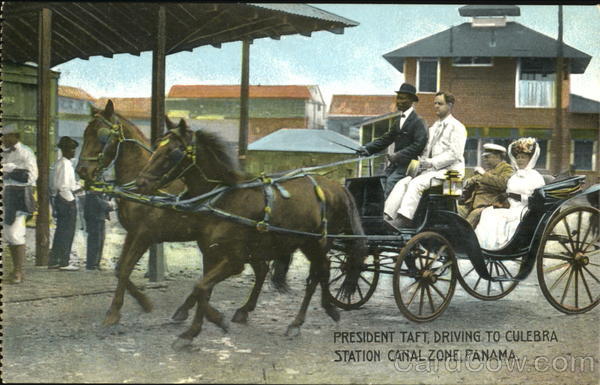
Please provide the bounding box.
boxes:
[562,217,578,254]
[426,285,436,313]
[418,285,426,316]
[359,274,372,287]
[430,282,448,301]
[463,265,476,277]
[544,261,571,274]
[576,211,583,249]
[582,235,600,254]
[329,273,344,285]
[543,253,574,261]
[494,263,505,291]
[579,217,594,251]
[549,263,572,291]
[582,265,600,284]
[473,275,483,290]
[405,280,421,306]
[355,282,365,301]
[574,268,579,308]
[579,267,595,304]
[560,267,575,305]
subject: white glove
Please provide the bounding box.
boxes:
[3,162,16,173]
[474,166,485,175]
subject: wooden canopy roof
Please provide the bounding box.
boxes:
[3,2,359,67]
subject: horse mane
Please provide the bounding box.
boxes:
[194,130,245,185]
[114,112,150,145]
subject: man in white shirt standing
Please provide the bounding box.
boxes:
[2,126,38,284]
[49,136,83,270]
[385,91,467,229]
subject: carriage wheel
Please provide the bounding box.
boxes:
[328,250,380,310]
[457,256,521,301]
[537,206,600,314]
[393,232,457,322]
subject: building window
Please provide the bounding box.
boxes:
[465,138,479,167]
[417,59,438,93]
[516,58,556,108]
[572,140,595,171]
[536,139,549,170]
[452,57,493,67]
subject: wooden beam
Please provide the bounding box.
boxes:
[185,18,283,47]
[149,5,167,282]
[53,7,118,54]
[72,3,141,52]
[238,39,250,170]
[166,8,229,54]
[36,8,52,266]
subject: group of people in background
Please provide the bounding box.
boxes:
[360,82,547,250]
[2,126,112,284]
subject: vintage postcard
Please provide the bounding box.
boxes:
[2,3,599,384]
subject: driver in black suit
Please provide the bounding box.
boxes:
[357,83,428,198]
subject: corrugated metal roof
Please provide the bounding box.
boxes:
[58,85,96,101]
[384,22,591,74]
[95,97,151,118]
[168,85,313,99]
[249,4,359,26]
[248,128,359,154]
[4,3,359,67]
[569,94,600,114]
[329,95,396,116]
[458,5,521,17]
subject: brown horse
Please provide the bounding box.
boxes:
[76,100,289,326]
[136,119,366,350]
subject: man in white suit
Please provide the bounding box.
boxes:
[385,91,467,229]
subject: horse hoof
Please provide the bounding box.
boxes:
[103,313,121,326]
[218,319,230,333]
[172,337,192,351]
[171,308,189,322]
[231,310,248,324]
[326,307,340,322]
[273,282,292,294]
[285,325,301,337]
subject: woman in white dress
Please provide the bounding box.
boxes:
[475,137,546,250]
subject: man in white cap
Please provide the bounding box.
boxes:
[48,136,84,270]
[459,142,514,227]
[2,126,38,284]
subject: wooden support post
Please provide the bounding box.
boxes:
[148,4,167,282]
[238,39,250,169]
[35,8,52,266]
[552,5,565,175]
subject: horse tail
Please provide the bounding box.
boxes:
[338,186,367,300]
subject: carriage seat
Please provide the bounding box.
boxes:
[529,175,585,212]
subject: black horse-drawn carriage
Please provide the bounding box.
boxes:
[327,172,600,322]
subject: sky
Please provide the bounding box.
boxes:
[53,4,600,108]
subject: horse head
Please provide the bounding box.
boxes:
[76,99,124,181]
[136,117,194,194]
[136,118,244,195]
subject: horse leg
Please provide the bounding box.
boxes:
[173,258,243,350]
[104,233,151,326]
[172,242,216,322]
[271,254,292,293]
[316,250,340,323]
[231,259,269,324]
[285,258,320,337]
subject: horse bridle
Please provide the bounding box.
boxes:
[80,114,152,182]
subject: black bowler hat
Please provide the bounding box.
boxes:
[57,136,79,150]
[395,83,419,102]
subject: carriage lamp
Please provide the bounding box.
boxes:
[443,170,463,196]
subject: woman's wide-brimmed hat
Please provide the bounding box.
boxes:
[510,137,536,156]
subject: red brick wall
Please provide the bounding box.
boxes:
[404,57,595,130]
